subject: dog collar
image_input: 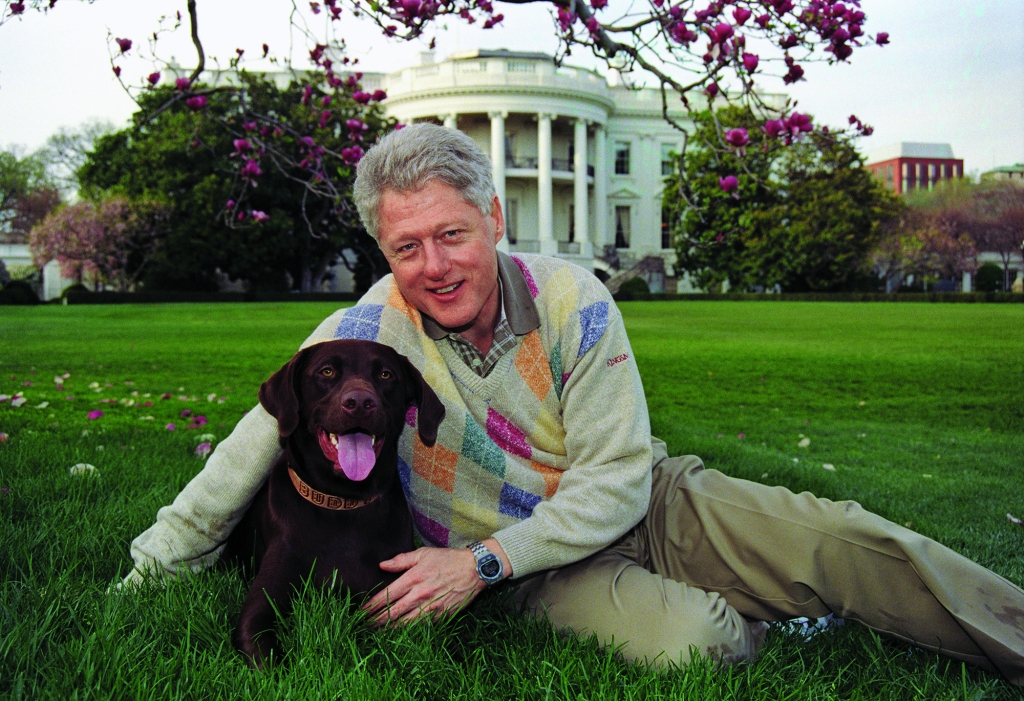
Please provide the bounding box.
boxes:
[288,466,382,510]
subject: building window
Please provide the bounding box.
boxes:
[886,165,894,189]
[506,198,518,244]
[661,143,677,177]
[902,162,909,192]
[916,163,923,190]
[615,206,631,248]
[614,141,631,175]
[568,205,575,243]
[928,164,937,190]
[661,206,672,249]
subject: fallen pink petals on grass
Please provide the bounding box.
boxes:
[11,397,27,408]
[195,442,212,459]
[87,410,104,420]
[195,416,208,425]
[180,409,191,417]
[165,423,176,431]
[822,463,836,471]
[737,433,746,439]
[0,432,8,443]
[1008,513,1023,527]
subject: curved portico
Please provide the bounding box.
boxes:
[383,51,615,267]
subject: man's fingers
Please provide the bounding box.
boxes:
[379,548,422,572]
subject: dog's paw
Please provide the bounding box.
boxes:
[236,630,284,670]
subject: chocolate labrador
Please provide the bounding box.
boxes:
[226,339,445,668]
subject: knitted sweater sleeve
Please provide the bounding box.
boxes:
[492,293,653,578]
[123,309,349,586]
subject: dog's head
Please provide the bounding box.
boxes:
[258,340,444,485]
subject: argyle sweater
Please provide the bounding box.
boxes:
[127,254,653,582]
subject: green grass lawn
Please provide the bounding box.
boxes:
[1,300,1022,700]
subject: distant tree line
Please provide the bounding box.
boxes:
[664,106,1024,293]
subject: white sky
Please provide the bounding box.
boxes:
[1,0,1022,174]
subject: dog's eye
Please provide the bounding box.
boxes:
[319,367,334,377]
[380,370,393,380]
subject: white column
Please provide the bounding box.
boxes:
[442,113,457,129]
[592,123,608,252]
[962,271,972,293]
[489,111,509,254]
[573,118,592,258]
[537,112,556,255]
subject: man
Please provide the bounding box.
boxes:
[126,124,1024,682]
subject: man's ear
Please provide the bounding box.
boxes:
[258,349,308,437]
[399,356,445,446]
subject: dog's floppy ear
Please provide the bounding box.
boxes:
[258,348,308,437]
[399,357,445,446]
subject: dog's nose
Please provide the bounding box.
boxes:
[341,389,377,417]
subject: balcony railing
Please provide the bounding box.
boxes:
[506,157,595,176]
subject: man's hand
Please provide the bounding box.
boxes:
[363,537,511,625]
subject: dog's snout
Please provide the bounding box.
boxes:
[341,389,377,416]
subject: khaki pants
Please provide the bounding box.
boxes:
[515,453,1024,684]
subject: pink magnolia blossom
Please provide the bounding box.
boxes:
[113,66,122,78]
[763,119,785,138]
[319,111,332,129]
[371,89,387,101]
[352,91,371,104]
[147,72,161,86]
[724,128,749,148]
[711,22,734,43]
[341,145,364,165]
[732,7,751,24]
[240,159,263,182]
[185,95,208,111]
[719,175,739,194]
[346,118,367,132]
[175,77,190,91]
[876,32,889,45]
[301,84,314,105]
[115,37,132,53]
[741,52,759,72]
[591,0,607,8]
[321,95,332,107]
[87,410,104,420]
[9,3,25,14]
[251,210,270,223]
[755,13,770,28]
[704,82,720,99]
[231,139,251,156]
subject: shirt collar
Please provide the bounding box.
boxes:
[420,251,541,340]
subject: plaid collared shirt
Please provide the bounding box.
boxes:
[444,316,517,378]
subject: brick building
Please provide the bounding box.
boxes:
[865,142,963,195]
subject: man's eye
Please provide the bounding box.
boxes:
[319,367,334,377]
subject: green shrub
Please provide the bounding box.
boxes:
[614,274,647,298]
[975,263,1004,292]
[0,279,40,305]
[61,283,91,299]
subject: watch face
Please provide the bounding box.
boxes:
[480,558,501,578]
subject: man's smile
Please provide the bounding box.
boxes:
[430,282,462,296]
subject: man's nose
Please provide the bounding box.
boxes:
[422,241,451,280]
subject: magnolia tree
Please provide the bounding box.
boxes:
[30,196,170,292]
[3,0,886,223]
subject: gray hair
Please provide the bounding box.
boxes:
[353,123,496,240]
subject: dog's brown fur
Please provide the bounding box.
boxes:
[225,340,444,668]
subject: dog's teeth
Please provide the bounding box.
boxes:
[329,433,338,446]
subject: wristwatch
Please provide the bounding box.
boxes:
[468,541,504,586]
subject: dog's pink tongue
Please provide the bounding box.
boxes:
[336,432,375,481]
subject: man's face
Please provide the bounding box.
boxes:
[377,180,504,348]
